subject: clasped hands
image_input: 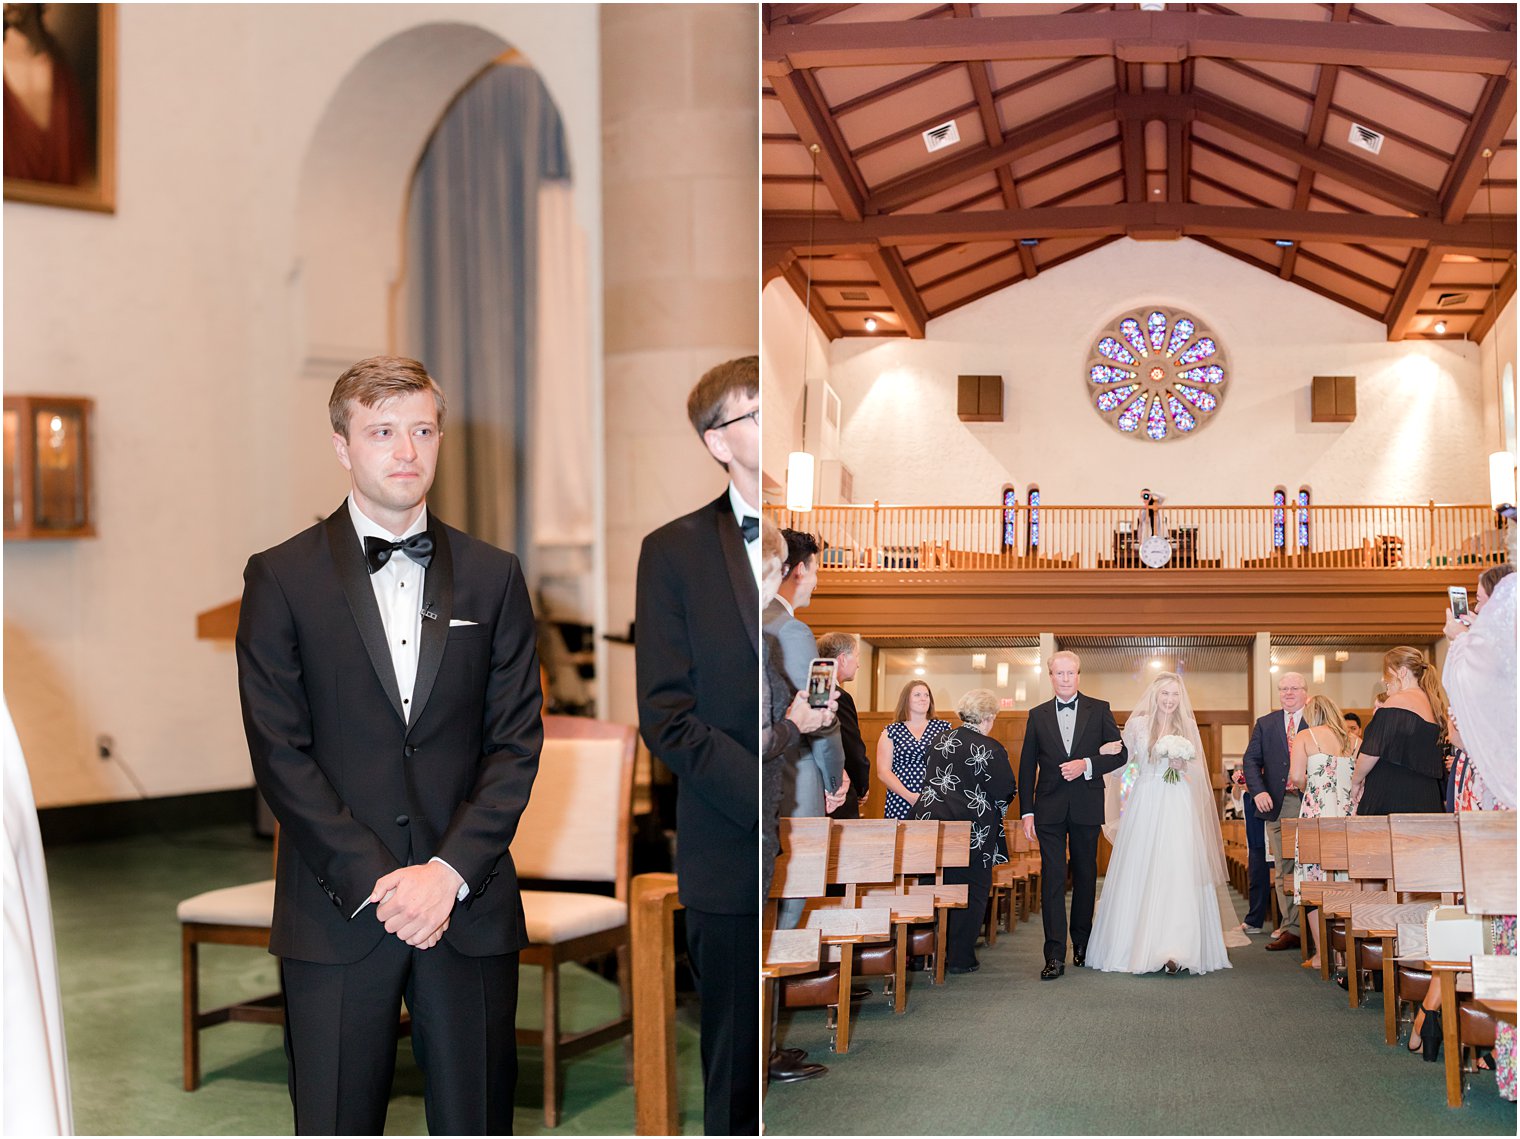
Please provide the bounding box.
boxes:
[1057,738,1123,782]
[367,861,464,950]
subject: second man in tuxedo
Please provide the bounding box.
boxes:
[1019,650,1126,979]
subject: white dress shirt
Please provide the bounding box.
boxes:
[345,495,467,911]
[729,482,761,585]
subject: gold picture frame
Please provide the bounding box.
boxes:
[3,3,116,213]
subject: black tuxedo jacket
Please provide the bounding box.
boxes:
[1241,709,1296,822]
[635,492,759,915]
[236,505,542,965]
[835,689,870,806]
[1018,693,1126,826]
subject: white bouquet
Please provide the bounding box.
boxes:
[1153,734,1195,784]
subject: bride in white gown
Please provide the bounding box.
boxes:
[1085,672,1247,975]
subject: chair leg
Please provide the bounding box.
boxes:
[933,911,949,987]
[543,962,561,1128]
[893,926,907,1015]
[1381,939,1397,1046]
[984,892,998,948]
[182,929,200,1092]
[835,949,855,1054]
[616,944,634,1085]
[1318,909,1332,982]
[1439,968,1463,1108]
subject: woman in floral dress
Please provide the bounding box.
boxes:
[1289,695,1355,971]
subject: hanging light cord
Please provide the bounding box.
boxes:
[798,143,820,455]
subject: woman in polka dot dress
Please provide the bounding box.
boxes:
[876,680,953,819]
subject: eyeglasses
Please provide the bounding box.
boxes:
[710,408,758,431]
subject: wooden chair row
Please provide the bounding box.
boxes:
[767,817,973,1055]
[1293,810,1516,1108]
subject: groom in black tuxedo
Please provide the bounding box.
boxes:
[237,357,542,1134]
[1020,650,1126,979]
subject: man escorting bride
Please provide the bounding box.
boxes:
[1085,671,1246,976]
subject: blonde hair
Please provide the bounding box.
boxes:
[1047,649,1081,675]
[1383,645,1450,739]
[1140,672,1187,751]
[892,680,936,724]
[329,356,445,438]
[1302,694,1352,755]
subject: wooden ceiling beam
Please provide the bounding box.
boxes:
[862,244,930,339]
[1384,246,1446,338]
[762,11,1516,75]
[1282,6,1349,281]
[764,203,1515,251]
[1439,67,1518,224]
[871,91,1120,212]
[1470,261,1518,343]
[780,256,845,341]
[768,65,869,222]
[1193,92,1440,216]
[1193,235,1387,322]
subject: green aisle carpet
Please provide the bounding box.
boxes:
[764,889,1517,1135]
[45,823,703,1135]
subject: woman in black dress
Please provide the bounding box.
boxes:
[1353,646,1448,816]
[910,688,1017,973]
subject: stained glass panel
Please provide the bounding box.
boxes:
[1096,383,1139,411]
[1177,365,1224,385]
[1273,489,1286,549]
[1098,337,1138,365]
[1167,395,1197,432]
[1148,311,1167,352]
[1029,487,1041,549]
[1297,488,1310,549]
[1117,394,1147,432]
[1173,383,1217,412]
[1176,337,1217,366]
[1145,396,1168,440]
[1090,364,1136,385]
[1118,319,1149,358]
[1003,487,1017,549]
[1165,318,1194,357]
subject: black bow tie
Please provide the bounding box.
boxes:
[740,515,759,542]
[364,532,435,574]
[1056,699,1077,712]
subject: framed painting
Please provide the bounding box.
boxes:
[3,3,115,212]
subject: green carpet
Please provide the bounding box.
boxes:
[765,888,1517,1135]
[45,823,703,1135]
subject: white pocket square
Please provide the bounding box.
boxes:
[449,619,479,627]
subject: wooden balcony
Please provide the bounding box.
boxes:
[764,503,1510,639]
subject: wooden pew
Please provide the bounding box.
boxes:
[933,823,973,986]
[631,873,682,1136]
[1295,817,1321,965]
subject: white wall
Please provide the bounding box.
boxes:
[786,238,1503,506]
[760,275,833,499]
[3,4,602,807]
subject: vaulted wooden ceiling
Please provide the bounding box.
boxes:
[762,3,1517,341]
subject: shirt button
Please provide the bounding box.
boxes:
[395,814,409,827]
[404,745,415,757]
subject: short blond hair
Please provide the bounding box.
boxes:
[817,632,858,660]
[329,356,446,438]
[1047,650,1081,675]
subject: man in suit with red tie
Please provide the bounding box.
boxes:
[1241,671,1308,951]
[636,357,760,1135]
[236,357,542,1134]
[1019,650,1127,980]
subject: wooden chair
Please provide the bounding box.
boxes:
[1454,812,1518,1093]
[762,819,829,1082]
[631,873,682,1135]
[863,820,965,987]
[513,717,638,1127]
[1294,817,1320,964]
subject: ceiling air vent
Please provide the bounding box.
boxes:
[922,119,960,153]
[1436,292,1470,308]
[1347,123,1384,156]
[839,290,869,301]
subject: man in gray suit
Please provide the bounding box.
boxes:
[762,528,847,929]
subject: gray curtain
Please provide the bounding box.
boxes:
[404,62,570,562]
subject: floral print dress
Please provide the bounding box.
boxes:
[1293,732,1353,904]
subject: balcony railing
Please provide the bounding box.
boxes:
[762,503,1508,572]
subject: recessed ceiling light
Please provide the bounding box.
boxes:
[1274,239,1294,248]
[1019,238,1040,247]
[913,667,925,676]
[1434,321,1447,334]
[1269,665,1279,674]
[864,317,878,332]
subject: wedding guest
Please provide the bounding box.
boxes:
[1342,712,1362,751]
[764,530,848,932]
[1425,571,1516,1093]
[877,681,952,820]
[1352,647,1447,816]
[1289,695,1355,971]
[817,632,870,819]
[909,689,1016,974]
[635,356,759,1135]
[1241,672,1308,951]
[1236,769,1271,936]
[758,517,833,1088]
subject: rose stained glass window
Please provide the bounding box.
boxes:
[1087,307,1227,441]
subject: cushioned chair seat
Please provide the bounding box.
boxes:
[521,891,627,944]
[176,880,275,926]
[1460,1003,1499,1048]
[782,967,841,1008]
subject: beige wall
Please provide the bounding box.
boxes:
[3,5,604,807]
[600,4,757,727]
[767,239,1510,507]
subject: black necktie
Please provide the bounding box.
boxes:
[364,533,434,574]
[740,515,759,543]
[1056,699,1077,712]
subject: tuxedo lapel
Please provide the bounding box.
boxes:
[406,524,454,735]
[1072,694,1095,758]
[324,508,406,725]
[713,496,759,655]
